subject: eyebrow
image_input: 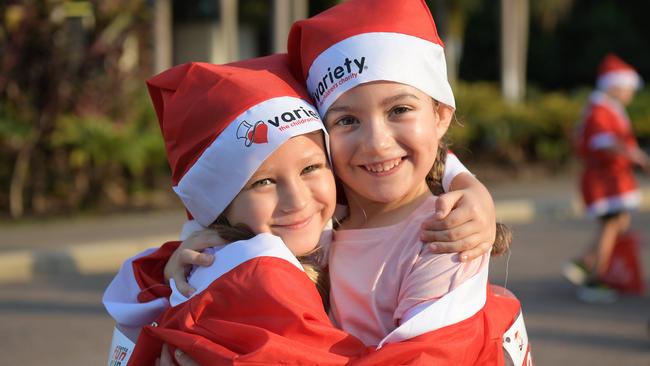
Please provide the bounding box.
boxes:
[380,93,420,107]
[326,92,421,117]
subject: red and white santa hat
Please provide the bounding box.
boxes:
[147,54,326,227]
[288,0,454,115]
[596,54,643,91]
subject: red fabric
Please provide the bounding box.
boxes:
[128,257,366,365]
[127,254,524,365]
[602,232,646,295]
[577,102,639,208]
[132,241,179,303]
[598,54,636,77]
[146,54,310,185]
[288,0,442,81]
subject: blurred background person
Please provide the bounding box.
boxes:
[566,54,648,303]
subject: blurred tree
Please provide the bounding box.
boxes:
[0,0,165,218]
[429,0,481,86]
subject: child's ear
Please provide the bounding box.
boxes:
[435,103,453,136]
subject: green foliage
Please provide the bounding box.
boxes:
[449,83,650,167]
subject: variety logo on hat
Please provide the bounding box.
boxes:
[237,121,268,146]
[312,56,367,105]
[288,0,455,115]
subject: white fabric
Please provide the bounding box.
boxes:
[442,153,471,192]
[102,248,170,327]
[174,96,327,226]
[107,325,135,366]
[586,189,640,217]
[589,132,617,150]
[170,233,303,306]
[597,70,643,91]
[502,311,531,366]
[179,219,203,241]
[377,264,488,348]
[306,32,454,115]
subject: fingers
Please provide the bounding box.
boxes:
[180,248,215,267]
[434,191,463,219]
[428,239,492,262]
[460,241,493,261]
[158,344,173,366]
[421,205,473,233]
[174,348,201,366]
[420,219,478,243]
[426,233,482,254]
[183,229,227,250]
[172,272,196,297]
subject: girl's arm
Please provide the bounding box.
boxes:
[421,153,497,262]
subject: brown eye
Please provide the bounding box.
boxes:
[301,164,322,175]
[251,178,273,188]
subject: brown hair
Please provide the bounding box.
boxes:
[209,215,330,309]
[426,140,512,256]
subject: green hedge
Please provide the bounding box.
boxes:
[449,82,650,168]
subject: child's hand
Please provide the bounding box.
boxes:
[156,344,200,366]
[164,229,225,297]
[420,188,496,262]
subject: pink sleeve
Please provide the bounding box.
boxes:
[394,251,488,323]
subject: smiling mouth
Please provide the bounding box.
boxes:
[362,157,404,174]
[273,215,313,230]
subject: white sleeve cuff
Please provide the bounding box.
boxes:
[442,152,472,192]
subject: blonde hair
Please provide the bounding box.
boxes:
[209,215,330,309]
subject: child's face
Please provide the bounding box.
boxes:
[324,81,452,206]
[225,132,336,256]
[609,85,636,106]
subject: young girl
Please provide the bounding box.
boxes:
[104,54,370,364]
[567,53,648,302]
[285,0,528,358]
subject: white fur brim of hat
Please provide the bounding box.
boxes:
[306,32,455,115]
[597,70,643,91]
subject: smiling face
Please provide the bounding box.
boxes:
[324,81,452,217]
[224,132,336,256]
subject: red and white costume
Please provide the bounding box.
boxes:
[575,54,644,217]
[104,234,531,365]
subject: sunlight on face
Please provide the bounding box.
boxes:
[225,132,336,256]
[323,81,452,213]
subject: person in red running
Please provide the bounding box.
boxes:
[567,53,649,303]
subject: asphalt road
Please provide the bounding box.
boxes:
[0,212,649,365]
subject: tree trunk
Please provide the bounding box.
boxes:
[9,137,36,218]
[500,0,529,102]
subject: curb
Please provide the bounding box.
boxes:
[0,235,175,284]
[3,187,650,284]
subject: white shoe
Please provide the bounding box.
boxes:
[562,260,589,286]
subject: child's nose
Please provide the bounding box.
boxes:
[280,180,309,213]
[362,119,392,153]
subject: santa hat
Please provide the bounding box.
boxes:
[287,0,454,115]
[596,54,643,91]
[147,54,326,227]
